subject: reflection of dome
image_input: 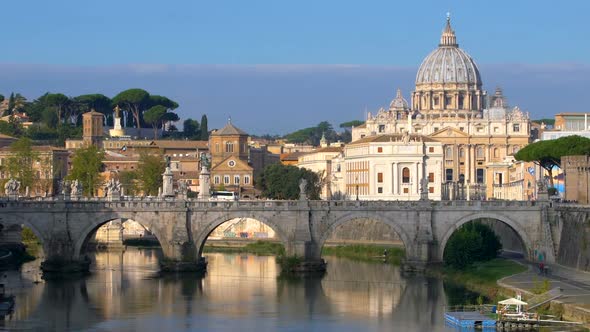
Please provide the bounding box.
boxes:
[415,17,481,86]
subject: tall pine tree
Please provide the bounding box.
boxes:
[200,115,209,140]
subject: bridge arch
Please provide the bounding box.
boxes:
[194,212,289,257]
[438,212,532,261]
[0,213,47,253]
[73,212,167,259]
[316,212,412,258]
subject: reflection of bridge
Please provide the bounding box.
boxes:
[0,198,564,272]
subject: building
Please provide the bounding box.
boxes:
[0,145,69,196]
[297,146,343,199]
[351,16,531,199]
[563,155,590,204]
[209,120,255,196]
[542,113,590,141]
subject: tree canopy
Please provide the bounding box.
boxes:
[515,135,590,186]
[136,153,165,196]
[67,144,105,197]
[284,121,349,145]
[1,137,38,191]
[339,120,364,128]
[256,164,322,200]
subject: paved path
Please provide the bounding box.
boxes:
[501,260,590,309]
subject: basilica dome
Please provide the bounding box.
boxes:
[415,17,481,86]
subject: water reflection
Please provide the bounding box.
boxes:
[0,249,488,331]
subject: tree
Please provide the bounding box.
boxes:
[45,93,72,124]
[2,137,39,191]
[112,88,150,132]
[144,105,167,139]
[6,93,15,115]
[515,135,590,187]
[200,115,209,140]
[161,111,179,132]
[74,94,112,123]
[0,94,4,104]
[284,121,339,146]
[118,171,138,196]
[339,120,364,129]
[443,222,501,269]
[183,118,200,139]
[148,95,179,110]
[136,153,165,196]
[256,164,322,200]
[67,145,105,197]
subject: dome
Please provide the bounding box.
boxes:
[389,88,409,109]
[415,17,481,86]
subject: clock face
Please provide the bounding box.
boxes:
[228,160,236,167]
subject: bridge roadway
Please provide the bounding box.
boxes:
[0,197,554,273]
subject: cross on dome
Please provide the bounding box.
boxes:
[440,14,457,47]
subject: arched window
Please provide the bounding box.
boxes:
[445,147,453,159]
[459,148,465,158]
[225,142,234,153]
[402,167,410,183]
[476,146,484,159]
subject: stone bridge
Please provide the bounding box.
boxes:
[0,198,561,272]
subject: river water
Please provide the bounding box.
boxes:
[0,248,543,331]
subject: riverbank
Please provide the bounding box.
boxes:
[203,240,285,255]
[322,244,404,265]
[426,258,527,300]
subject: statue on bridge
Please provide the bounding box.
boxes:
[70,179,83,197]
[199,153,210,171]
[104,178,122,197]
[4,178,20,196]
[299,178,308,200]
[177,179,188,196]
[420,177,429,200]
[59,179,71,196]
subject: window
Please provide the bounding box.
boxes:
[360,134,365,138]
[402,167,410,183]
[224,176,230,184]
[445,169,453,182]
[429,147,435,153]
[378,124,385,133]
[434,127,439,132]
[429,187,434,193]
[433,96,439,106]
[403,188,409,193]
[377,147,383,153]
[476,169,485,184]
[377,172,383,183]
[494,127,499,133]
[214,176,220,184]
[428,172,434,183]
[459,174,465,183]
[225,142,234,153]
[377,187,383,194]
[215,143,220,153]
[445,147,453,159]
[512,145,519,154]
[476,146,484,159]
[244,176,250,184]
[513,124,520,132]
[459,148,465,158]
[458,95,464,109]
[234,176,240,184]
[445,96,452,106]
[493,148,499,158]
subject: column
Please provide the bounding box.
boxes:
[413,162,422,195]
[465,144,471,183]
[393,162,398,195]
[389,162,394,195]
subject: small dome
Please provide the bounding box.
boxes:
[415,16,481,86]
[389,88,409,109]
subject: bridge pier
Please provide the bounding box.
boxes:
[159,241,207,273]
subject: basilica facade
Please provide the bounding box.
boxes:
[350,17,531,199]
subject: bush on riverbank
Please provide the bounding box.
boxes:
[444,222,501,269]
[322,244,405,265]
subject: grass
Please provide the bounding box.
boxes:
[429,258,527,300]
[203,241,285,256]
[322,244,405,265]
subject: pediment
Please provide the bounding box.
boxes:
[429,127,469,138]
[211,156,252,172]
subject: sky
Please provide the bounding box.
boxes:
[0,0,588,134]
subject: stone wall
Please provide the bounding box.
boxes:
[325,218,402,246]
[556,210,590,271]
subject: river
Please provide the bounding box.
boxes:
[0,248,541,331]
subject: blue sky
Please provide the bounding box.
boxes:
[1,1,589,134]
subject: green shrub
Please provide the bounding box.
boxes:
[444,222,502,269]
